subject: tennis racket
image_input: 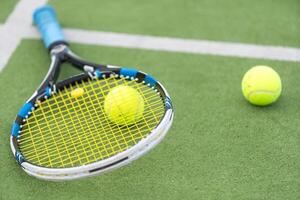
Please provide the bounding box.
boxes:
[10,5,173,181]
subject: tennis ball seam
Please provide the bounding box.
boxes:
[247,89,280,100]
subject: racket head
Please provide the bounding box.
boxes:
[11,5,173,181]
[10,55,173,179]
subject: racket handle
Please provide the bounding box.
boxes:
[33,6,66,49]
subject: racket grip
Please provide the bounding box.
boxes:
[33,6,66,49]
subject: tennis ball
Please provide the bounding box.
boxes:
[104,85,144,125]
[241,65,282,106]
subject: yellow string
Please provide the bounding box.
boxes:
[18,76,165,168]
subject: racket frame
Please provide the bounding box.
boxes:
[13,111,173,181]
[10,44,174,180]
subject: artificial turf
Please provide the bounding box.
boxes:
[49,0,300,47]
[0,39,299,200]
[0,0,18,23]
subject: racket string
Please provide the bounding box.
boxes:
[60,84,93,166]
[77,79,123,162]
[24,82,160,120]
[76,80,112,161]
[20,80,164,137]
[101,76,144,148]
[92,78,129,154]
[21,122,160,165]
[19,114,163,153]
[18,76,165,168]
[20,106,164,143]
[20,110,164,160]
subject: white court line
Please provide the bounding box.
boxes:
[1,0,300,73]
[24,27,300,63]
[0,0,47,72]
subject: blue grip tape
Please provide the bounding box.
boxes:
[120,68,138,78]
[18,103,33,118]
[33,6,64,48]
[144,74,157,87]
[11,123,20,137]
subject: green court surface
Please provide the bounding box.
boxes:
[0,1,299,200]
[0,40,299,200]
[49,0,300,47]
[0,0,18,23]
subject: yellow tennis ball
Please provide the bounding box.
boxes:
[241,65,282,106]
[104,85,145,125]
